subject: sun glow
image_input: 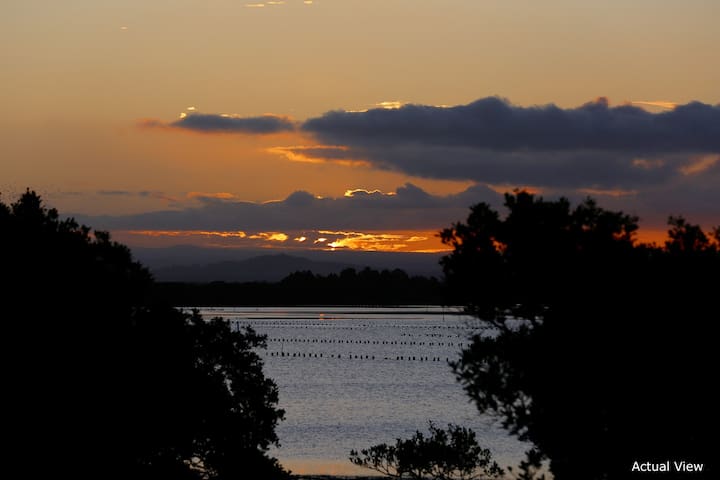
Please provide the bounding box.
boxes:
[630,100,678,110]
[376,101,406,110]
[249,232,289,242]
[318,230,447,252]
[116,229,449,253]
[187,191,238,200]
[343,188,396,197]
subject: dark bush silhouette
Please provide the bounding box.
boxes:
[1,190,289,479]
[440,191,718,479]
[350,422,503,479]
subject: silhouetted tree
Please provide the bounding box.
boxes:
[350,422,503,480]
[441,191,717,479]
[665,215,717,254]
[505,449,546,480]
[1,190,289,479]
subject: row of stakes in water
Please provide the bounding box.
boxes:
[229,321,475,330]
[266,338,466,347]
[267,351,452,362]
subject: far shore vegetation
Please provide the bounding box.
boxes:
[154,268,447,306]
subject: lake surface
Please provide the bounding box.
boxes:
[196,306,529,476]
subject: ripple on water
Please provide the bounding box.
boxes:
[196,306,530,476]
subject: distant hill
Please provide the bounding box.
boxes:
[151,253,360,282]
[134,246,445,282]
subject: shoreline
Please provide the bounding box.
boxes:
[294,477,381,480]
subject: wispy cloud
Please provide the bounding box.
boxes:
[267,145,367,166]
[186,192,240,201]
[244,1,300,8]
[679,154,719,176]
[136,118,168,129]
[95,190,179,203]
[131,230,248,239]
[98,190,132,196]
[576,188,638,198]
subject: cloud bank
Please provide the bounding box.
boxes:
[77,183,500,233]
[73,184,506,252]
[303,97,720,151]
[299,97,720,189]
[137,97,719,230]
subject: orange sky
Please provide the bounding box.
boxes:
[2,0,718,251]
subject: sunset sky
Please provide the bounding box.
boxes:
[3,0,719,253]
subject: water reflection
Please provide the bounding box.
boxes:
[196,306,529,475]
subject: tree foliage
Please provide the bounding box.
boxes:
[350,423,503,480]
[440,191,717,479]
[1,190,289,479]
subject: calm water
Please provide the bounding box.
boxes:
[196,306,529,476]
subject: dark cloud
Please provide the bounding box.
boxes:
[72,181,718,244]
[74,183,502,233]
[172,113,296,134]
[299,97,720,188]
[333,145,683,188]
[283,190,317,207]
[592,162,720,228]
[303,97,720,151]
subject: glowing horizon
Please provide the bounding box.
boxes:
[115,228,451,253]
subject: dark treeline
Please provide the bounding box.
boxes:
[154,267,447,306]
[2,190,291,480]
[441,192,719,479]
